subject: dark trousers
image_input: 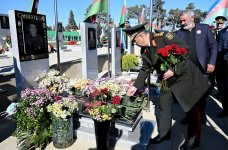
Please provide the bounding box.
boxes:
[157,89,174,136]
[216,57,228,112]
[157,88,201,143]
[186,105,201,144]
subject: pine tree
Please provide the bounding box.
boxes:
[65,10,78,31]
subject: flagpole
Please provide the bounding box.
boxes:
[107,0,111,77]
[54,0,61,72]
[146,0,154,112]
[149,0,153,32]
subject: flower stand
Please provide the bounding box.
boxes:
[52,116,74,149]
[93,120,111,150]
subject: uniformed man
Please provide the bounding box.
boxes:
[123,23,210,150]
[215,16,227,39]
[216,17,228,118]
[214,16,227,100]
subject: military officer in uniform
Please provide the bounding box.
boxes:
[124,23,210,150]
[214,16,227,100]
[215,16,227,40]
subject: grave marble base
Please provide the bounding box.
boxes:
[74,117,155,150]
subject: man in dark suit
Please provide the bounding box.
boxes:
[175,10,217,125]
[124,23,210,150]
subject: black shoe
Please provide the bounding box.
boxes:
[180,141,199,150]
[180,117,188,125]
[217,111,228,118]
[150,132,171,144]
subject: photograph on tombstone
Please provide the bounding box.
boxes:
[0,16,10,29]
[116,30,120,47]
[14,10,48,61]
[88,27,96,50]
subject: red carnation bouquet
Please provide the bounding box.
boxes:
[157,44,187,91]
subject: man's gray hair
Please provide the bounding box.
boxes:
[180,10,195,17]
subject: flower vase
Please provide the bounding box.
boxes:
[52,116,74,149]
[93,120,111,150]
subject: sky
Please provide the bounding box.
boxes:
[0,0,215,27]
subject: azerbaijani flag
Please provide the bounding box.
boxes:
[119,0,127,50]
[30,0,39,14]
[203,0,228,24]
[118,0,126,28]
[84,0,108,23]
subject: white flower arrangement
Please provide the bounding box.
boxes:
[67,78,90,96]
[35,69,69,95]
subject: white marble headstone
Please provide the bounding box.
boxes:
[111,27,122,77]
[80,22,98,79]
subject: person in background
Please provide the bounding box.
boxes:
[175,10,217,125]
[123,20,131,50]
[216,18,228,118]
[124,23,210,150]
[214,16,226,40]
[214,16,227,99]
[95,21,102,48]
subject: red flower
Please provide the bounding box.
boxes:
[181,48,186,54]
[101,88,108,94]
[112,95,121,105]
[54,95,62,101]
[90,89,99,98]
[157,44,186,72]
[158,48,169,57]
[164,45,172,51]
[94,101,101,106]
[175,47,182,55]
[85,107,89,112]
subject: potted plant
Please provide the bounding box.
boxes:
[47,95,78,149]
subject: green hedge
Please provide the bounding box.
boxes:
[122,54,139,71]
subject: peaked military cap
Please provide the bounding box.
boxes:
[123,22,148,42]
[215,16,227,24]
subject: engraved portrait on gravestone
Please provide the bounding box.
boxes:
[14,11,48,61]
[23,20,44,55]
[0,16,10,29]
[88,28,96,50]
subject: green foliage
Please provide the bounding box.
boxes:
[65,10,78,31]
[121,95,148,121]
[122,54,139,71]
